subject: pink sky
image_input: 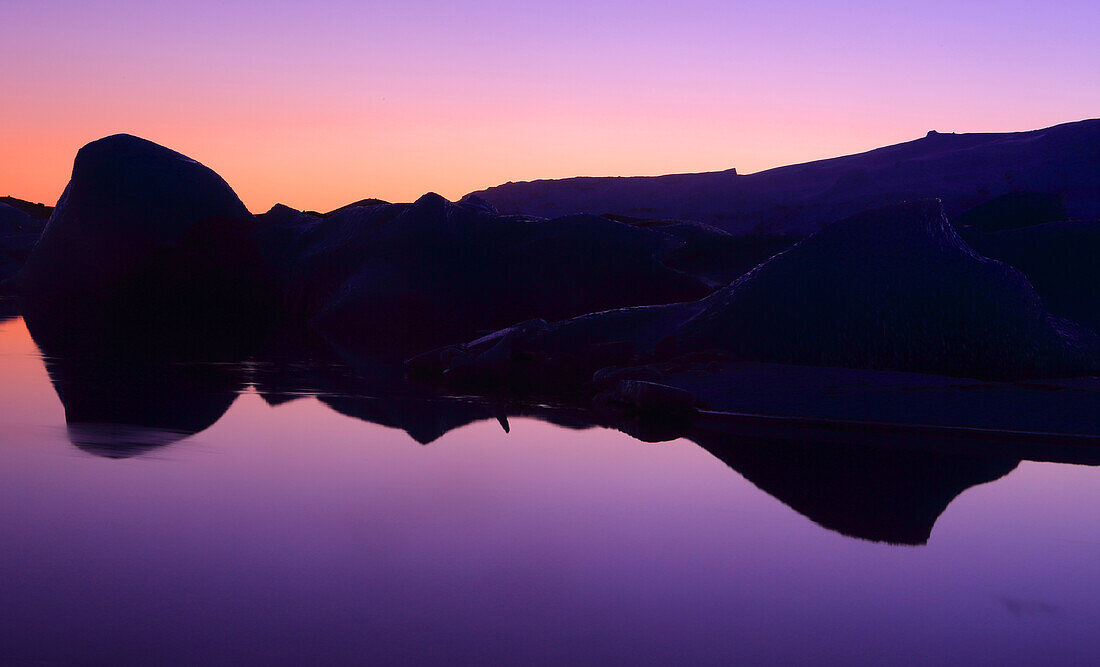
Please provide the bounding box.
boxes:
[3,0,1097,213]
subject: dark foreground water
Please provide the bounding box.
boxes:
[2,315,1099,665]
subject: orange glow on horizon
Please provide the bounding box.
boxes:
[3,111,1091,216]
[3,0,1097,214]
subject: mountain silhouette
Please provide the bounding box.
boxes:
[471,119,1100,236]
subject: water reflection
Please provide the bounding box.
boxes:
[6,311,1100,665]
[687,429,1019,544]
[265,348,506,445]
[0,297,16,323]
[21,299,248,458]
[12,301,1100,547]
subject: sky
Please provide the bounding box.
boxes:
[2,0,1098,213]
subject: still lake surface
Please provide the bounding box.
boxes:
[2,313,1099,665]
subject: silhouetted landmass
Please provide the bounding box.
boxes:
[599,213,801,286]
[471,119,1100,235]
[417,201,1100,403]
[2,125,1097,550]
[596,360,1100,441]
[257,192,713,350]
[0,196,52,220]
[667,200,1098,379]
[304,197,390,218]
[966,220,1100,331]
[955,191,1069,232]
[16,135,252,294]
[2,125,1099,464]
[0,203,33,233]
[13,135,277,338]
[0,203,44,282]
[17,294,1090,545]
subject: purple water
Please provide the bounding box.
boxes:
[1,316,1098,665]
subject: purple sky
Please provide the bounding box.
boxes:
[3,0,1098,211]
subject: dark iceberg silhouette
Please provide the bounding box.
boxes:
[598,213,798,287]
[420,200,1099,397]
[13,135,275,335]
[954,191,1069,232]
[6,127,1098,372]
[967,220,1100,332]
[2,125,1098,457]
[0,195,52,221]
[0,202,30,235]
[257,191,712,349]
[471,119,1100,235]
[16,134,253,294]
[0,202,44,282]
[0,124,1097,554]
[668,200,1098,379]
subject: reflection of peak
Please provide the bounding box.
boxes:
[258,390,308,407]
[52,366,240,458]
[0,298,17,323]
[21,301,247,459]
[320,395,497,445]
[251,337,509,446]
[690,430,1019,545]
[67,424,193,459]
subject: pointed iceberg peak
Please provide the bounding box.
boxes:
[457,193,498,215]
[412,191,449,208]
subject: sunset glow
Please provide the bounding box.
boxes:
[4,0,1098,212]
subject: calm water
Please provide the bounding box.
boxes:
[2,314,1100,665]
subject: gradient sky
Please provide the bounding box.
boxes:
[3,0,1098,213]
